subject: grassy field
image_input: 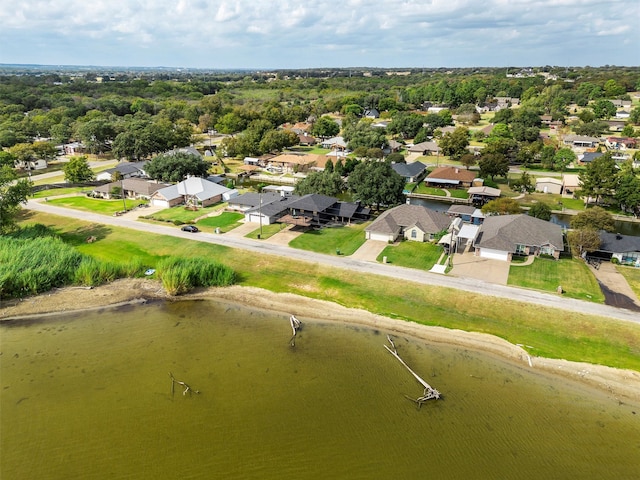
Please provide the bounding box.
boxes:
[32,187,89,198]
[288,223,367,255]
[146,203,226,223]
[616,265,640,299]
[46,196,141,214]
[377,241,443,270]
[196,212,244,233]
[15,210,640,371]
[245,223,288,240]
[448,188,470,199]
[518,193,585,211]
[413,184,447,196]
[508,257,604,302]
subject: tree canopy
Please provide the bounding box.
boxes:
[63,155,95,183]
[145,152,210,183]
[347,161,405,209]
[0,166,32,234]
[569,206,615,232]
[481,198,522,215]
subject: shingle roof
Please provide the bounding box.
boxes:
[473,214,564,253]
[427,166,476,183]
[288,194,338,212]
[366,204,451,235]
[391,161,427,179]
[598,232,640,254]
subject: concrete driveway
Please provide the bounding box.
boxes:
[351,240,388,261]
[449,251,511,285]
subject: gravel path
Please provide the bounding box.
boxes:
[24,199,640,323]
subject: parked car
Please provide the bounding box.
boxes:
[181,225,199,233]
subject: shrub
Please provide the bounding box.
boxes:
[157,256,236,296]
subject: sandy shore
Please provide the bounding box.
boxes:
[2,278,639,404]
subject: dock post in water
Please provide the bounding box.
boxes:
[289,314,302,347]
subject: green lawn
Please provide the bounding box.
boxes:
[413,184,447,196]
[196,212,244,233]
[616,265,640,300]
[508,257,604,302]
[32,187,89,198]
[16,211,640,372]
[46,196,141,214]
[448,188,470,199]
[245,223,288,240]
[519,193,585,211]
[289,223,367,255]
[146,203,227,223]
[377,241,444,270]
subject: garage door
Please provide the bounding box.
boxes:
[479,248,509,261]
[367,232,393,242]
[151,199,170,208]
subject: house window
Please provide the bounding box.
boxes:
[540,246,554,255]
[515,244,526,254]
[411,230,417,239]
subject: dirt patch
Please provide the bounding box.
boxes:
[2,279,639,404]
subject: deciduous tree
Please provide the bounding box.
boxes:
[145,152,210,183]
[0,166,32,234]
[569,206,615,232]
[347,161,405,209]
[481,198,522,215]
[63,155,95,183]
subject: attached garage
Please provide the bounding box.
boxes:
[477,248,510,262]
[366,231,394,242]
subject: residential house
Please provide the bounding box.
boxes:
[563,135,601,149]
[365,204,451,243]
[364,108,380,119]
[267,153,318,174]
[615,110,630,120]
[605,120,627,132]
[446,205,485,225]
[408,141,440,156]
[234,193,369,227]
[578,151,604,165]
[391,161,427,183]
[14,158,48,171]
[595,232,640,267]
[606,137,637,150]
[384,139,403,154]
[425,166,476,188]
[150,176,235,208]
[561,174,581,197]
[611,99,633,108]
[297,133,317,146]
[535,177,563,194]
[96,161,148,182]
[472,214,564,261]
[92,178,168,200]
[321,136,347,151]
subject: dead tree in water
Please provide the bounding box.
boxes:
[384,335,441,407]
[289,314,302,347]
[169,372,200,397]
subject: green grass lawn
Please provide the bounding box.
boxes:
[413,184,447,196]
[16,211,640,372]
[245,223,288,240]
[559,197,585,211]
[147,203,227,223]
[508,257,604,302]
[448,188,469,199]
[32,187,89,198]
[289,223,367,255]
[377,241,444,270]
[196,212,244,233]
[46,196,141,214]
[616,265,640,299]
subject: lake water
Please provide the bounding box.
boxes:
[2,300,639,479]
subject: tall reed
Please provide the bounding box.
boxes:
[157,256,236,295]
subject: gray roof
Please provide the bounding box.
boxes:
[228,192,285,208]
[155,177,231,202]
[366,204,451,235]
[288,194,338,213]
[598,232,640,254]
[473,214,564,253]
[391,161,427,179]
[447,205,476,216]
[94,178,167,196]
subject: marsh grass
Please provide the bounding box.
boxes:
[157,257,236,295]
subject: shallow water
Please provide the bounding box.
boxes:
[1,300,639,479]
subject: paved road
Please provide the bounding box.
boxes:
[24,199,640,324]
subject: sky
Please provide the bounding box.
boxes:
[1,0,639,69]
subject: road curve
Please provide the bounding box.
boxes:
[24,199,640,324]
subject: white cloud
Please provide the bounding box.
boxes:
[0,0,638,67]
